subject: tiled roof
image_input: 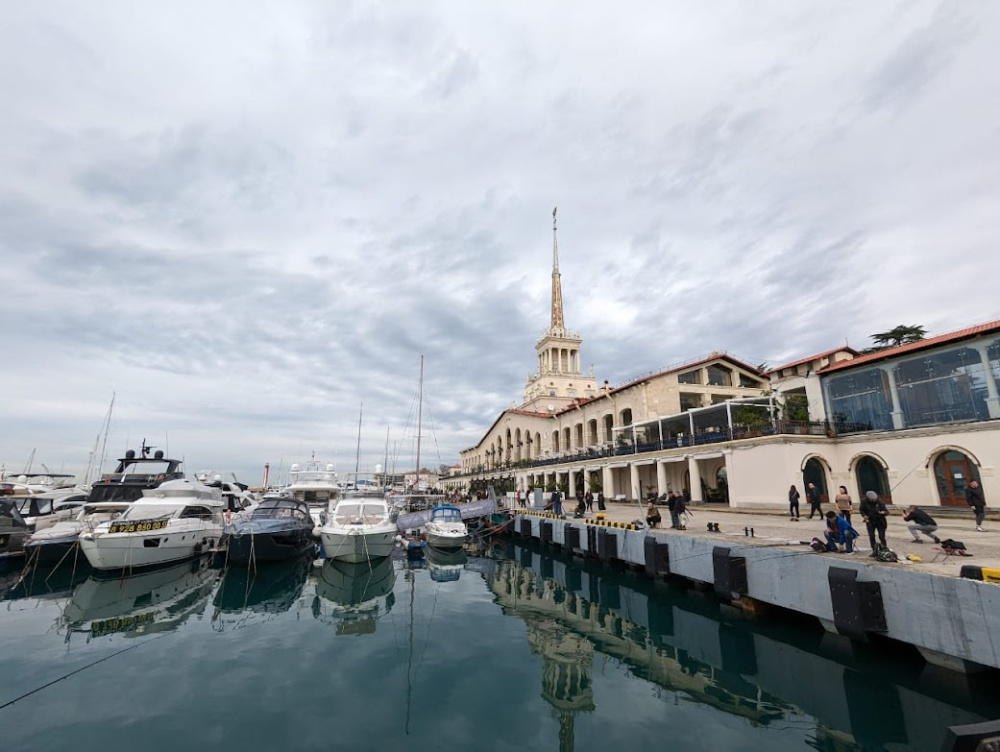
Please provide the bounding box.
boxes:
[821,320,1000,374]
[766,346,861,375]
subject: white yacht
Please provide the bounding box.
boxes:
[25,501,132,564]
[318,493,397,563]
[424,505,469,550]
[79,478,225,571]
[313,557,396,635]
[285,459,341,525]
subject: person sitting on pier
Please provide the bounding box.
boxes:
[903,506,940,543]
[574,497,586,518]
[646,502,662,528]
[823,511,859,553]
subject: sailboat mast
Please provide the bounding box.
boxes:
[354,402,363,480]
[414,355,424,491]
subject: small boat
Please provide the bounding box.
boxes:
[6,489,91,532]
[79,478,225,571]
[424,505,469,550]
[223,496,316,564]
[313,557,396,635]
[0,499,30,563]
[318,493,397,563]
[24,501,131,565]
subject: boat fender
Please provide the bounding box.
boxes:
[312,527,322,538]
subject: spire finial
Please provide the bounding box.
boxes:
[550,207,564,330]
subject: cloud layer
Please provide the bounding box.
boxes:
[2,2,999,482]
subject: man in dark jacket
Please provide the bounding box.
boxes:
[966,480,987,532]
[903,506,939,543]
[859,490,888,556]
[806,483,822,519]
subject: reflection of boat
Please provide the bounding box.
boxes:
[213,556,311,615]
[313,557,396,635]
[223,497,316,564]
[25,501,131,564]
[80,478,225,571]
[425,547,467,582]
[319,495,396,563]
[2,559,92,602]
[424,505,468,550]
[63,556,217,638]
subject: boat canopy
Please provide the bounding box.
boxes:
[251,498,311,519]
[430,506,462,523]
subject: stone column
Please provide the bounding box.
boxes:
[629,463,640,502]
[656,461,668,496]
[880,365,905,429]
[974,343,1000,418]
[688,455,703,502]
[568,470,577,498]
[602,466,613,499]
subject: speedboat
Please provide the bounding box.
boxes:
[223,496,316,564]
[79,478,225,571]
[285,459,340,525]
[0,499,30,562]
[424,505,469,550]
[24,501,132,564]
[318,493,397,563]
[313,557,396,635]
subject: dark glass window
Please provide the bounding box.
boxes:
[706,365,733,387]
[825,368,892,430]
[894,347,988,426]
[677,370,701,385]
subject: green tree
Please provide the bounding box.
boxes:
[866,324,927,353]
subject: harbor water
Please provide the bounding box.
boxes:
[2,540,998,752]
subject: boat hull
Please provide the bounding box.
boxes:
[224,529,315,564]
[320,528,395,563]
[425,530,468,550]
[24,537,81,565]
[79,523,223,571]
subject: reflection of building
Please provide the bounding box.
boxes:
[454,214,1000,508]
[526,622,594,752]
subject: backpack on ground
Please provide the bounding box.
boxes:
[810,537,826,553]
[874,543,899,563]
[939,538,966,551]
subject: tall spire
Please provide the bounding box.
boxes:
[550,206,565,332]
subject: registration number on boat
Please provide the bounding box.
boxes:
[108,519,169,534]
[91,611,156,637]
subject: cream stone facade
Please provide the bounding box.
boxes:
[451,219,1000,510]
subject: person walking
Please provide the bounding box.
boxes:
[834,485,853,524]
[859,490,889,556]
[903,506,940,543]
[667,492,680,529]
[806,483,822,519]
[551,489,563,517]
[966,480,987,532]
[516,488,525,509]
[597,491,606,512]
[788,485,801,521]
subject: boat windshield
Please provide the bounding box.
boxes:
[431,507,462,523]
[252,499,310,521]
[0,501,26,526]
[119,504,181,521]
[334,503,387,524]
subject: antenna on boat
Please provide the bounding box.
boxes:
[383,426,390,491]
[414,355,424,492]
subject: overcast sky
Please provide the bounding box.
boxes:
[2,2,999,484]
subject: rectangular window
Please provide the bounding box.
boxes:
[679,392,702,411]
[894,346,988,426]
[824,369,893,430]
[677,370,702,385]
[739,374,762,388]
[706,365,733,387]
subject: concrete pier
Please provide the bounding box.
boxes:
[511,507,1000,672]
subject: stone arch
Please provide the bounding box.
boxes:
[928,446,983,507]
[801,454,831,502]
[851,452,892,504]
[923,445,983,469]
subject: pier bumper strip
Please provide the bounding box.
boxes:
[828,567,888,640]
[959,565,1000,584]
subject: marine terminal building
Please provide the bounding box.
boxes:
[451,220,999,509]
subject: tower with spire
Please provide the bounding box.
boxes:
[522,208,598,412]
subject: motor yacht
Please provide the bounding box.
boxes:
[285,459,340,525]
[79,478,225,571]
[86,447,185,504]
[318,493,397,563]
[223,496,316,564]
[423,505,469,550]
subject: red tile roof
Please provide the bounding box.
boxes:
[766,346,862,375]
[820,320,1000,374]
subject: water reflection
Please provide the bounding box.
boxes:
[211,555,312,631]
[2,558,92,603]
[312,557,396,635]
[424,547,467,583]
[489,540,1000,752]
[62,556,217,641]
